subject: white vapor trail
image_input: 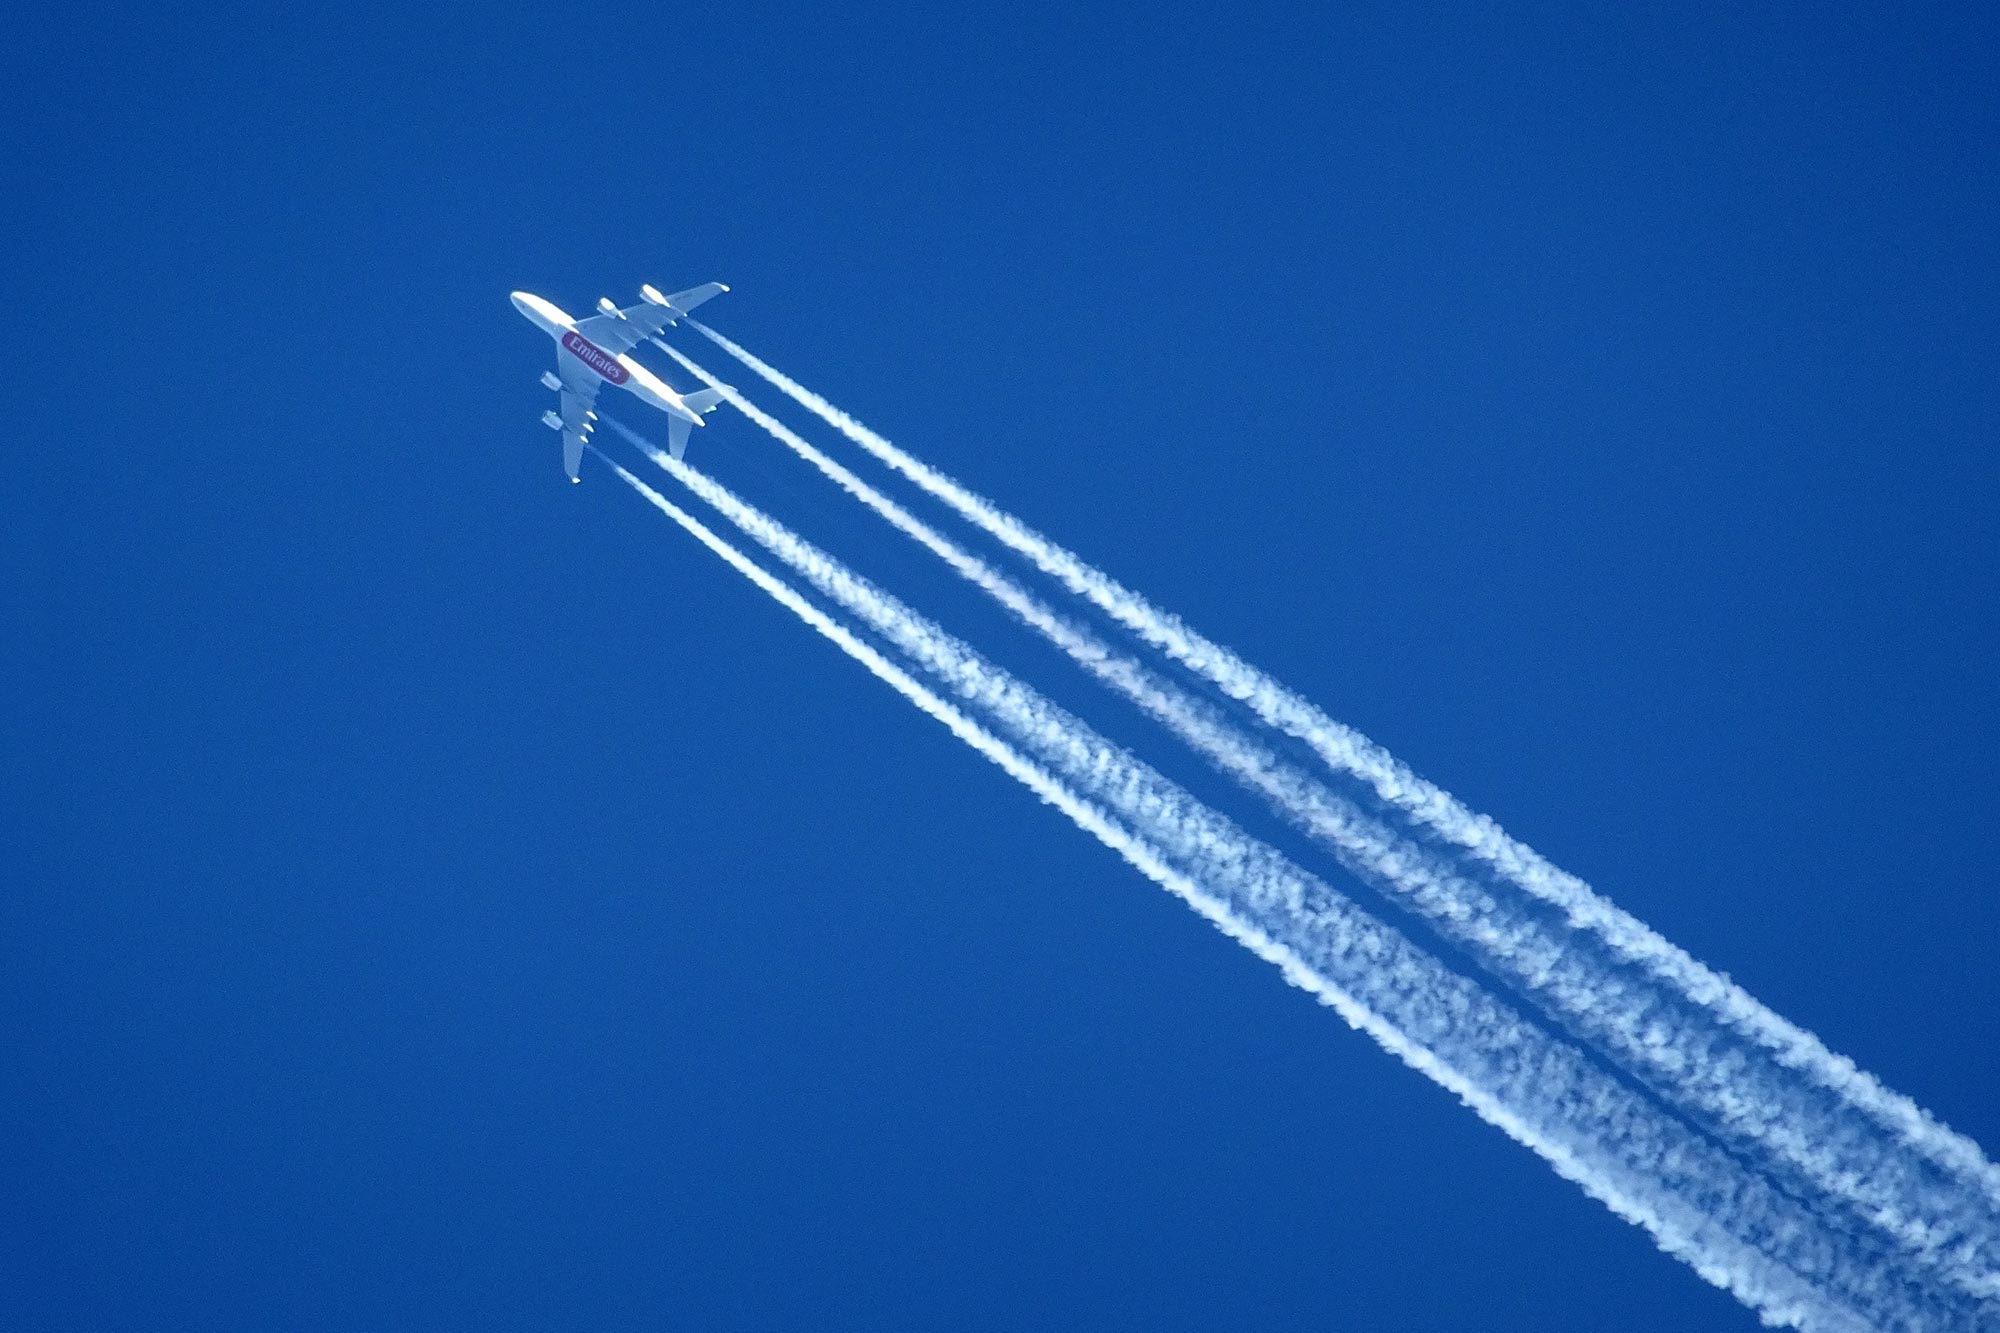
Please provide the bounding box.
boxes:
[601,443,1966,1329]
[680,319,2000,1257]
[637,345,2000,1301]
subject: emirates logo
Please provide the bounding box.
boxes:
[562,330,630,384]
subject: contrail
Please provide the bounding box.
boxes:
[681,318,2000,1231]
[631,355,2000,1299]
[601,447,1966,1330]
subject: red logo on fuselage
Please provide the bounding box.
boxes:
[561,330,630,385]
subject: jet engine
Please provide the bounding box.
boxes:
[541,410,563,431]
[540,371,562,391]
[597,296,620,316]
[639,284,682,323]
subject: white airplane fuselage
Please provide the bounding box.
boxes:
[510,291,704,425]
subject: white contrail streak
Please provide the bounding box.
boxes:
[602,448,1962,1330]
[635,350,2000,1298]
[681,318,2000,1233]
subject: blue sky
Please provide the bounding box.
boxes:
[11,4,1999,1328]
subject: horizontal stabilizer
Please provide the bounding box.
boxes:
[681,387,727,415]
[667,414,694,462]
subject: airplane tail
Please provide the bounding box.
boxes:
[666,388,729,461]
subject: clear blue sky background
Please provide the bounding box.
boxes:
[11,4,1998,1329]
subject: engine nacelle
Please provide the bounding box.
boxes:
[541,410,563,431]
[639,284,682,323]
[540,371,562,391]
[597,296,620,316]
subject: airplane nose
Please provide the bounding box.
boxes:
[511,290,571,335]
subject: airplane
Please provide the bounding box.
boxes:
[510,283,732,482]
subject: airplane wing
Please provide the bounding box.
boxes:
[558,377,600,482]
[570,283,730,356]
[652,283,728,317]
[571,303,673,357]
